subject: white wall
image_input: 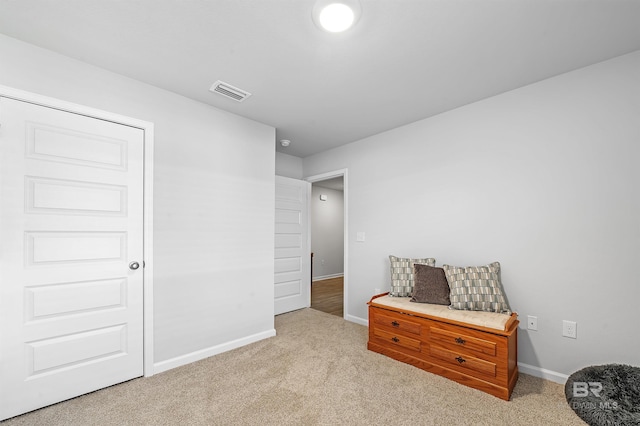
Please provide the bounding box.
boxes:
[276,152,304,179]
[304,50,640,378]
[311,185,344,279]
[0,34,276,367]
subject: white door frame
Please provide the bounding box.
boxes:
[305,169,348,321]
[0,85,155,377]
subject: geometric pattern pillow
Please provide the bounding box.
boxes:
[443,261,512,314]
[389,255,436,297]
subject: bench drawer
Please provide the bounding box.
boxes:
[430,326,497,357]
[373,313,422,336]
[373,328,422,352]
[430,344,497,378]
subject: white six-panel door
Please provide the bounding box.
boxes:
[0,97,144,420]
[274,176,310,315]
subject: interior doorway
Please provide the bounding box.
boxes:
[306,171,347,319]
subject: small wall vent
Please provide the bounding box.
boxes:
[209,80,252,102]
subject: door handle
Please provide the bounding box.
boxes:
[129,261,140,270]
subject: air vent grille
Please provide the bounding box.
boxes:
[209,80,252,102]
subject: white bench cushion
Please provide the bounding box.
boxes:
[370,295,513,331]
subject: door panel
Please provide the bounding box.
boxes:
[26,176,127,215]
[26,278,126,319]
[274,176,310,315]
[0,97,144,421]
[26,121,127,169]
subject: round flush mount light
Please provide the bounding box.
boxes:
[312,0,361,33]
[280,139,291,147]
[320,4,354,32]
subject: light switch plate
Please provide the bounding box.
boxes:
[527,315,538,331]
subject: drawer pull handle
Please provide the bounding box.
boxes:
[455,356,466,364]
[391,321,399,327]
[391,337,400,343]
[455,337,466,345]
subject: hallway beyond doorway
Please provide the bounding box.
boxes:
[311,277,343,317]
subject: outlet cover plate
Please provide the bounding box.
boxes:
[563,320,577,338]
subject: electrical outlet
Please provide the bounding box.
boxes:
[527,315,538,331]
[563,320,577,339]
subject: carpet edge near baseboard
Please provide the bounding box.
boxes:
[152,328,277,375]
[519,362,569,384]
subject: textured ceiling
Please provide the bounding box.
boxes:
[1,0,640,157]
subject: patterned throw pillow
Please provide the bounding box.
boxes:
[389,255,436,297]
[411,264,451,305]
[443,262,511,314]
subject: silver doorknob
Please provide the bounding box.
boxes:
[129,261,140,270]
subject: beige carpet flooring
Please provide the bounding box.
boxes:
[2,308,585,425]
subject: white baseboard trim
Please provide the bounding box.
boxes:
[518,362,569,384]
[312,273,344,282]
[346,314,368,327]
[153,329,276,375]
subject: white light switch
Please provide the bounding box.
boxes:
[356,232,365,242]
[527,315,538,331]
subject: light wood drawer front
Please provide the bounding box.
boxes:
[430,345,497,378]
[374,328,421,352]
[373,313,421,336]
[430,327,497,357]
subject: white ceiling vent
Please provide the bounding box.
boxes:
[209,80,252,102]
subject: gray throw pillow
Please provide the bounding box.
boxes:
[410,264,450,305]
[389,255,436,297]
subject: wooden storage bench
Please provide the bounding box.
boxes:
[367,293,519,400]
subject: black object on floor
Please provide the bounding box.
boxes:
[565,364,640,426]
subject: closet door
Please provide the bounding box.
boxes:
[0,97,144,420]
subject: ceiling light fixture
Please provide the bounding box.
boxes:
[280,139,291,147]
[312,0,361,33]
[320,4,354,32]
